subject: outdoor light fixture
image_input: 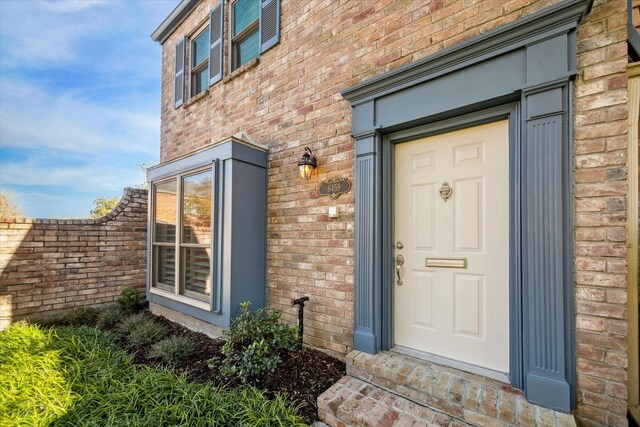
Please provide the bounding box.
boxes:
[297,147,317,180]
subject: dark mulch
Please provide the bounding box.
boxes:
[127,313,346,424]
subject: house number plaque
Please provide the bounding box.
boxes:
[319,178,351,199]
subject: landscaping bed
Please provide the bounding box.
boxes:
[0,322,307,426]
[128,313,345,423]
[4,292,345,425]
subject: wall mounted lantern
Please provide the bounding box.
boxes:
[297,147,317,180]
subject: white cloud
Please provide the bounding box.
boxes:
[0,0,177,218]
[1,160,143,193]
[0,0,174,71]
[0,77,159,156]
[0,1,98,67]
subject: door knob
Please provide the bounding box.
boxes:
[396,254,405,286]
[396,241,404,249]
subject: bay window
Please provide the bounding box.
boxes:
[147,138,266,328]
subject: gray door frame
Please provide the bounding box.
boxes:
[381,104,522,387]
[342,0,592,413]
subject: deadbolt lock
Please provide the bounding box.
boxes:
[396,241,404,249]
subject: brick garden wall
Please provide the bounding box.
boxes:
[0,188,147,328]
[159,0,630,423]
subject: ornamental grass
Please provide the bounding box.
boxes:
[0,322,306,427]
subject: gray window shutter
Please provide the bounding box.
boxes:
[209,2,223,86]
[174,37,185,108]
[259,0,280,53]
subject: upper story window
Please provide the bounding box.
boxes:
[191,28,210,96]
[173,0,282,108]
[232,0,260,70]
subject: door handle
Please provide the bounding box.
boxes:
[396,254,404,286]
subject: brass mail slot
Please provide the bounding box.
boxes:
[425,258,467,269]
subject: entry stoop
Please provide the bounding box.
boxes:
[318,376,471,427]
[318,351,577,427]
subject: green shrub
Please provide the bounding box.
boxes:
[211,301,298,383]
[117,287,145,314]
[149,336,195,365]
[63,307,99,326]
[96,305,125,329]
[115,312,147,335]
[119,314,168,349]
[0,322,306,426]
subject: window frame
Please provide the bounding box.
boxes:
[189,23,210,98]
[151,176,178,293]
[230,0,260,71]
[179,169,214,302]
[150,165,215,310]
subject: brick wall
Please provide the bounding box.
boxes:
[0,188,147,328]
[160,0,577,356]
[158,0,630,422]
[573,0,629,425]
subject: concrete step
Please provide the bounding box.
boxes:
[318,376,471,427]
[318,350,577,427]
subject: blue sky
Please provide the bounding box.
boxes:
[0,0,178,218]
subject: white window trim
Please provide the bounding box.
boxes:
[149,287,211,311]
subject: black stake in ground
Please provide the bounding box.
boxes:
[291,296,309,350]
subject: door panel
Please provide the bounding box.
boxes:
[454,177,483,251]
[413,184,437,249]
[394,120,509,373]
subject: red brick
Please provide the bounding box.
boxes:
[1,189,147,323]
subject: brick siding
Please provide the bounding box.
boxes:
[0,188,147,327]
[159,0,631,423]
[573,0,629,424]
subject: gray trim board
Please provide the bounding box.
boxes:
[151,0,200,43]
[147,139,267,182]
[345,0,591,413]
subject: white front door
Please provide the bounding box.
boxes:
[394,120,510,374]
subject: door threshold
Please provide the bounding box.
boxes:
[391,345,510,384]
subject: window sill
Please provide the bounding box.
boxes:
[150,287,211,311]
[184,89,209,108]
[224,57,260,83]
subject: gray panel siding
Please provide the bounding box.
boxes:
[375,52,526,129]
[230,141,268,168]
[147,140,265,182]
[229,160,267,317]
[522,83,572,412]
[525,35,570,86]
[353,143,378,354]
[527,89,563,118]
[148,144,231,181]
[524,116,565,376]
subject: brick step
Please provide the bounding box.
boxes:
[318,376,470,427]
[334,350,576,427]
